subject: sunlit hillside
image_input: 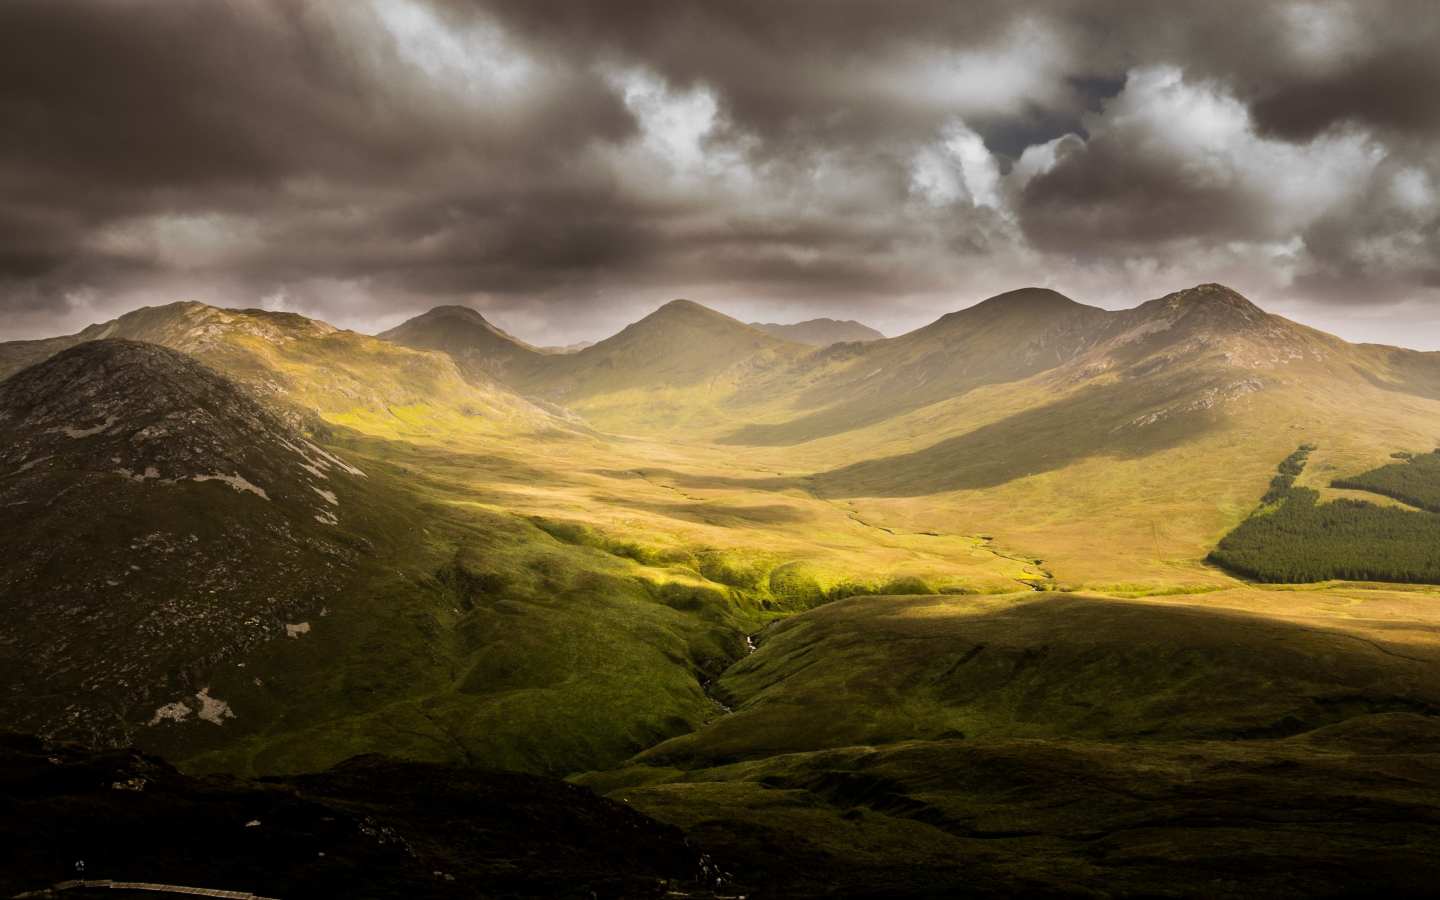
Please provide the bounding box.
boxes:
[5,283,1440,896]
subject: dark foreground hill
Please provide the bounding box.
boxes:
[0,340,373,746]
[0,733,717,899]
[750,318,884,345]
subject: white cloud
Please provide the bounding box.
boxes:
[910,120,1003,210]
[372,0,536,99]
[615,69,721,171]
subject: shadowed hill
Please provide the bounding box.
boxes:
[635,591,1440,764]
[751,318,884,345]
[729,284,1440,449]
[0,340,375,745]
[0,733,713,899]
[376,305,549,383]
[579,590,1440,897]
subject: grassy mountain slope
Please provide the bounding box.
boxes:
[723,287,1126,445]
[750,318,885,345]
[0,301,563,443]
[376,304,549,384]
[577,588,1440,896]
[508,299,809,431]
[0,339,776,780]
[662,284,1440,590]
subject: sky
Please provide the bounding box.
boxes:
[2,1,1439,349]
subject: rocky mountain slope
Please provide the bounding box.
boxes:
[0,301,564,442]
[0,340,370,746]
[750,317,884,345]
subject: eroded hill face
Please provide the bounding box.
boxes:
[0,340,372,746]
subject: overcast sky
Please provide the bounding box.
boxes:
[2,1,1439,348]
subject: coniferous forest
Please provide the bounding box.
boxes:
[1209,445,1440,584]
[1333,449,1440,512]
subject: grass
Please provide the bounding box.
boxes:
[8,291,1440,895]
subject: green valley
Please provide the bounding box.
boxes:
[5,283,1440,897]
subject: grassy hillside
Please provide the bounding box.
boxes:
[577,588,1440,896]
[0,300,565,443]
[376,304,549,384]
[6,283,1440,896]
[504,299,810,432]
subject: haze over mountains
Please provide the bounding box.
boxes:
[4,283,1440,896]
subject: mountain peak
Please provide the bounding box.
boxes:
[1129,283,1277,338]
[0,338,359,502]
[969,287,1081,313]
[647,298,733,322]
[379,305,494,338]
[622,299,771,338]
[377,305,543,377]
[1162,283,1266,315]
[416,305,492,325]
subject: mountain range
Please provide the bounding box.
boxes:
[749,318,885,345]
[4,283,1440,897]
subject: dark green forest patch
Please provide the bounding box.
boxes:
[1209,444,1440,584]
[1332,448,1440,512]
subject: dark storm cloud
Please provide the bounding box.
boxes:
[1,0,1438,345]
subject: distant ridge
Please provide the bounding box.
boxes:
[751,318,884,345]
